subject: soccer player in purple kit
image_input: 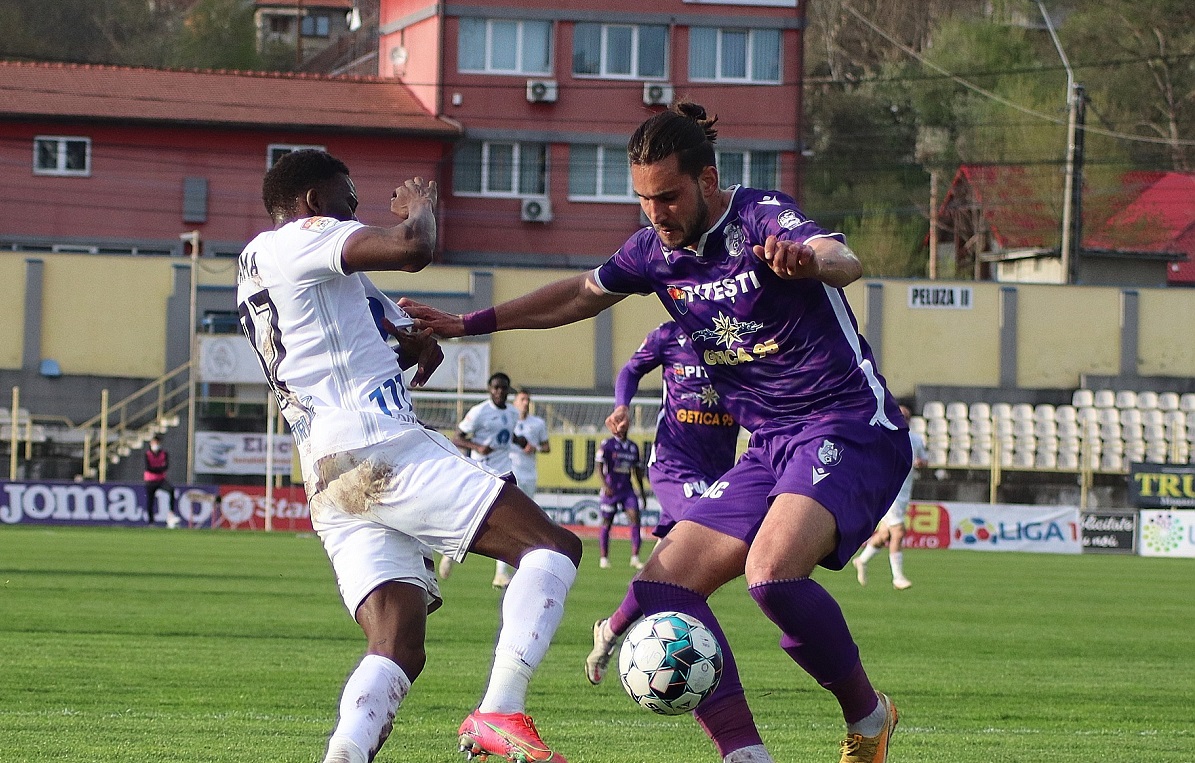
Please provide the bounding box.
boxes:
[585,320,740,686]
[595,419,648,569]
[398,103,911,763]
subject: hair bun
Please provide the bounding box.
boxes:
[675,102,707,121]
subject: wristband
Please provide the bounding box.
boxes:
[461,307,498,336]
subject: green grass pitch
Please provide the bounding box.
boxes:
[0,525,1192,762]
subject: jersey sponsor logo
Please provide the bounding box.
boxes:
[675,408,735,426]
[301,216,338,232]
[818,439,842,466]
[702,338,779,366]
[691,312,764,348]
[777,209,804,230]
[665,270,762,307]
[724,224,746,257]
[701,480,730,499]
[670,363,709,381]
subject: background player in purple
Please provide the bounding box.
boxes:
[398,103,912,763]
[595,422,648,569]
[585,321,740,685]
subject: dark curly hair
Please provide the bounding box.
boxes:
[261,149,350,223]
[627,102,718,179]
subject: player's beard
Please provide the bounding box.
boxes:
[672,193,710,250]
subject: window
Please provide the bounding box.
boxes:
[717,150,778,190]
[267,143,326,169]
[269,16,290,34]
[689,27,781,83]
[301,13,331,37]
[34,136,90,176]
[453,141,547,197]
[458,18,552,74]
[569,145,635,201]
[573,23,667,79]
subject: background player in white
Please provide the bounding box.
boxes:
[497,388,552,588]
[854,405,929,589]
[237,150,580,763]
[439,371,519,580]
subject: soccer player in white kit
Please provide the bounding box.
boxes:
[499,388,552,588]
[236,150,580,763]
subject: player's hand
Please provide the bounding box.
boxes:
[397,298,465,338]
[390,177,438,220]
[383,319,444,388]
[605,406,630,436]
[753,235,818,280]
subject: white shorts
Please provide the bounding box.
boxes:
[880,498,909,528]
[309,427,505,619]
[513,472,537,499]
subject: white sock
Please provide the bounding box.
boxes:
[857,545,879,564]
[724,744,775,763]
[325,654,410,763]
[847,698,887,738]
[495,560,513,577]
[478,548,576,714]
[889,551,905,579]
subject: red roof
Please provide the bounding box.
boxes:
[940,165,1060,250]
[256,0,354,7]
[1088,171,1195,252]
[0,60,457,136]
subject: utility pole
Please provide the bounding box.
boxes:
[1039,1,1081,284]
[181,230,200,484]
[928,169,939,280]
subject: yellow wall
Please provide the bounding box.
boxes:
[1016,284,1121,388]
[1138,288,1195,377]
[0,255,26,368]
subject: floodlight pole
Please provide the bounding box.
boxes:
[182,230,200,484]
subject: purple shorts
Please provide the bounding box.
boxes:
[600,491,640,516]
[683,417,912,570]
[648,460,722,538]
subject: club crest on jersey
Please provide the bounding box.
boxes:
[691,312,764,348]
[817,439,842,466]
[666,285,689,314]
[724,224,746,257]
[301,216,338,232]
[777,209,804,230]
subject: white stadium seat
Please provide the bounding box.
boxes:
[1093,389,1116,408]
[1180,393,1195,412]
[948,449,970,467]
[1058,451,1080,470]
[969,402,991,422]
[1137,391,1159,410]
[1115,390,1138,409]
[1142,409,1164,427]
[1036,450,1058,469]
[1034,404,1056,422]
[1054,405,1077,424]
[1125,440,1146,462]
[1012,450,1035,468]
[1121,408,1142,426]
[909,416,927,436]
[1057,420,1080,439]
[971,418,993,435]
[946,401,969,421]
[1012,403,1035,422]
[970,448,992,467]
[1097,408,1121,425]
[928,447,948,467]
[922,401,946,420]
[948,418,971,436]
[991,403,1013,421]
[927,418,949,436]
[1034,419,1058,437]
[1158,392,1180,411]
[1122,422,1144,442]
[1071,389,1094,408]
[1100,452,1124,471]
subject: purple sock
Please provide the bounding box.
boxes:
[630,523,642,555]
[748,578,879,724]
[599,522,611,558]
[607,588,641,637]
[633,580,762,756]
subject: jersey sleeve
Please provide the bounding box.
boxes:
[592,229,656,296]
[458,402,482,436]
[531,418,549,447]
[361,279,414,332]
[742,191,845,248]
[274,217,365,286]
[595,439,610,464]
[615,326,665,407]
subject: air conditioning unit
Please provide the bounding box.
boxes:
[643,82,673,106]
[526,79,558,103]
[520,196,553,223]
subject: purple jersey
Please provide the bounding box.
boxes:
[616,321,738,484]
[596,436,641,505]
[594,186,903,434]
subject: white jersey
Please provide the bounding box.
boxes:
[459,400,518,475]
[510,414,549,485]
[893,429,929,506]
[236,216,420,484]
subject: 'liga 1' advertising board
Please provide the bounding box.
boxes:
[903,502,1082,554]
[1137,509,1195,558]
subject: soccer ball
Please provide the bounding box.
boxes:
[618,611,723,715]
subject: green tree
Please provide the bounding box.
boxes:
[170,0,263,71]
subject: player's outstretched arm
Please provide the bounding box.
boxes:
[342,178,439,274]
[399,272,625,338]
[752,235,861,287]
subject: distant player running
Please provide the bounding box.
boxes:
[237,150,580,763]
[595,419,648,569]
[586,321,739,685]
[399,104,911,763]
